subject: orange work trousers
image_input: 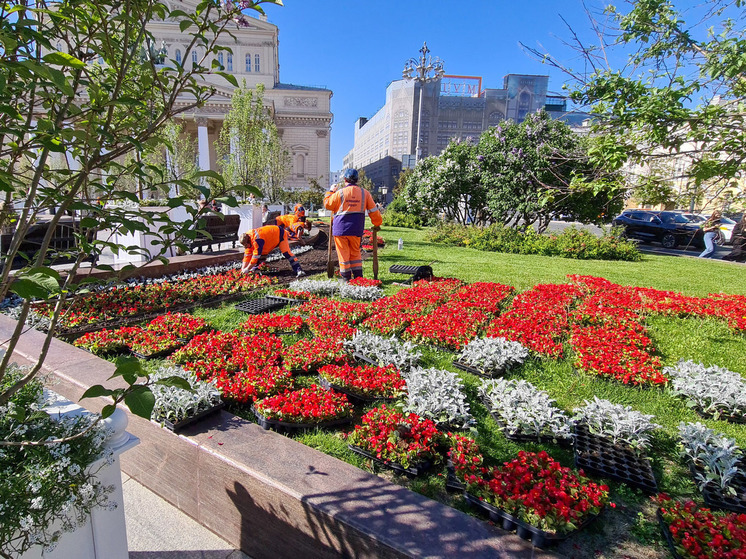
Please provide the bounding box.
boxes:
[334,235,363,280]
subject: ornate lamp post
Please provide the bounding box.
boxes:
[403,42,445,161]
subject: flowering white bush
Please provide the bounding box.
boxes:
[573,397,660,452]
[457,337,528,374]
[150,365,221,425]
[403,367,474,429]
[338,284,383,301]
[288,278,340,296]
[679,422,743,496]
[1,362,114,557]
[665,359,746,420]
[344,331,421,372]
[479,378,571,440]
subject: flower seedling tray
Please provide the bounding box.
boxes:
[159,402,225,433]
[452,359,493,379]
[131,347,180,361]
[266,295,306,307]
[573,424,658,494]
[463,492,598,548]
[656,509,684,559]
[234,297,288,314]
[317,376,396,404]
[348,445,432,478]
[445,459,465,493]
[689,460,746,514]
[480,397,572,447]
[251,406,352,433]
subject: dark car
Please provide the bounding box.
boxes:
[611,210,704,249]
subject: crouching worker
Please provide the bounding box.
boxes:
[323,168,382,280]
[287,220,309,242]
[240,225,306,277]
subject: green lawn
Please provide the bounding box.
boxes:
[177,223,746,558]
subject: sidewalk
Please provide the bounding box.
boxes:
[123,473,251,559]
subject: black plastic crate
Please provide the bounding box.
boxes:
[689,460,746,514]
[388,264,433,282]
[234,297,287,314]
[348,445,432,478]
[574,424,658,493]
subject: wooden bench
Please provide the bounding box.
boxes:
[189,214,241,253]
[1,218,97,270]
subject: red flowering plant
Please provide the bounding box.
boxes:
[184,359,294,403]
[171,331,239,364]
[72,329,128,355]
[447,282,515,315]
[346,405,445,469]
[362,229,386,247]
[128,329,182,358]
[470,451,610,535]
[253,384,353,424]
[273,288,316,301]
[403,303,491,350]
[360,306,415,336]
[656,494,746,558]
[306,315,357,340]
[318,363,407,400]
[146,312,209,340]
[281,337,349,374]
[448,434,487,491]
[237,314,304,335]
[348,277,383,288]
[293,299,370,325]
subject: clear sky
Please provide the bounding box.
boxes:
[262,0,611,171]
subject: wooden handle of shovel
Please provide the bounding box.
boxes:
[326,211,335,278]
[372,229,379,280]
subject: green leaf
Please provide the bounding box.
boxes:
[179,19,193,33]
[43,51,86,69]
[109,358,143,383]
[101,404,117,419]
[81,385,117,399]
[124,386,156,419]
[10,267,61,300]
[216,71,238,87]
[155,376,193,391]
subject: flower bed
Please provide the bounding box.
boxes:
[282,338,349,374]
[238,313,304,335]
[403,303,491,350]
[403,368,474,430]
[667,360,746,422]
[146,312,208,341]
[454,337,528,377]
[318,363,406,401]
[73,329,129,356]
[253,385,353,430]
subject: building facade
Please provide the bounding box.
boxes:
[150,1,332,194]
[344,74,585,203]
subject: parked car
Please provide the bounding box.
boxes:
[611,210,704,249]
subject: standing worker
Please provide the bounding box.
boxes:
[323,168,382,281]
[240,225,306,277]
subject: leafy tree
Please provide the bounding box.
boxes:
[523,0,746,211]
[295,176,325,210]
[215,81,289,202]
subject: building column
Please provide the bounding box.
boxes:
[196,117,211,172]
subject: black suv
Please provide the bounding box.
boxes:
[611,210,704,249]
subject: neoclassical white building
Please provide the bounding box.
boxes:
[150,2,332,192]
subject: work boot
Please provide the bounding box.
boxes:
[296,269,306,278]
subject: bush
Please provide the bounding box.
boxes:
[382,210,423,229]
[425,222,641,261]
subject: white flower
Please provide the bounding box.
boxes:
[30,496,45,510]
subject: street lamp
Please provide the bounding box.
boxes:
[403,42,445,161]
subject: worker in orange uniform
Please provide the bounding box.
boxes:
[287,220,308,242]
[293,204,307,223]
[239,225,306,277]
[323,168,382,281]
[275,210,308,241]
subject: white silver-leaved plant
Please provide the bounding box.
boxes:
[457,337,528,374]
[573,397,660,452]
[266,245,313,263]
[338,284,383,301]
[288,278,340,296]
[345,331,421,372]
[666,359,746,420]
[479,378,571,440]
[678,422,743,496]
[402,367,474,429]
[150,364,221,424]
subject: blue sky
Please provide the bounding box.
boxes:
[264,0,611,170]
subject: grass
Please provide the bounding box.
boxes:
[133,222,746,558]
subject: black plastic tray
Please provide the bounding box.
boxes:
[689,460,746,514]
[348,445,432,478]
[453,359,493,378]
[656,509,684,559]
[445,458,466,493]
[573,424,658,493]
[131,346,180,360]
[266,295,305,306]
[252,406,352,433]
[388,264,433,282]
[235,297,288,314]
[317,376,397,404]
[159,402,225,433]
[463,492,599,548]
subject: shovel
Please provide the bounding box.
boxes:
[372,228,379,280]
[327,211,335,278]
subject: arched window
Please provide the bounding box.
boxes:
[192,50,198,69]
[227,53,233,72]
[218,52,224,69]
[295,154,305,177]
[254,54,260,73]
[245,53,251,72]
[175,49,182,65]
[488,111,504,126]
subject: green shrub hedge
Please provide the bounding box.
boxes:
[426,222,641,261]
[381,210,424,229]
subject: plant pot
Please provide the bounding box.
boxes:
[251,406,352,433]
[348,445,432,478]
[158,402,225,432]
[573,423,658,493]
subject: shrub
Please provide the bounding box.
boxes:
[381,210,423,229]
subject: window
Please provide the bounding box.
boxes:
[218,52,224,69]
[175,49,182,65]
[245,53,251,72]
[227,53,233,72]
[192,50,198,69]
[254,54,260,73]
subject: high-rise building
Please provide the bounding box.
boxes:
[344,74,586,203]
